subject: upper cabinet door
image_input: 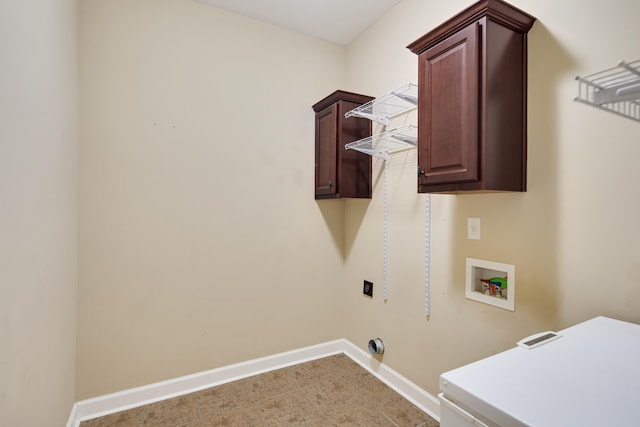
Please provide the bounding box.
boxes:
[408,0,536,193]
[419,22,480,187]
[315,104,338,197]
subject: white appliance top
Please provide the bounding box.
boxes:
[440,316,640,427]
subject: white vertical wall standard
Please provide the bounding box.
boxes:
[424,194,431,316]
[383,159,390,301]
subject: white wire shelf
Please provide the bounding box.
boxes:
[574,59,640,123]
[345,124,417,160]
[344,83,418,126]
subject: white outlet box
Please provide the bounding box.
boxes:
[465,258,515,311]
[467,217,481,240]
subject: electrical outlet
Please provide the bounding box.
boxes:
[363,280,373,297]
[467,217,481,240]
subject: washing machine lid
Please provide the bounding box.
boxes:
[440,316,640,427]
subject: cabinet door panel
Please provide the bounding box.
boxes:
[315,105,337,196]
[419,22,480,186]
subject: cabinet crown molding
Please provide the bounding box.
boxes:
[312,90,374,113]
[407,0,535,54]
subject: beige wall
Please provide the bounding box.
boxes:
[77,0,348,398]
[76,0,640,403]
[0,0,78,426]
[344,0,640,395]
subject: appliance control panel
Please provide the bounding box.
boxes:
[517,331,561,349]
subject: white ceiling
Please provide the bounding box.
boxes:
[194,0,401,45]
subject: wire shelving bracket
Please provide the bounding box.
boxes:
[574,59,640,123]
[344,83,418,126]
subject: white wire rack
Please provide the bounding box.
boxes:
[345,124,417,160]
[344,83,418,126]
[574,59,640,123]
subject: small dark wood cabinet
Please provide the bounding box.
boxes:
[407,0,536,193]
[312,90,374,199]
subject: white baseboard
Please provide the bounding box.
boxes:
[341,340,440,421]
[68,339,439,426]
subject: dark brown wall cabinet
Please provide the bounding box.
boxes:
[312,91,374,199]
[407,0,536,193]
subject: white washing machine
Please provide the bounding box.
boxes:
[438,316,640,427]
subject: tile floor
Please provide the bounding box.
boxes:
[80,354,439,426]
